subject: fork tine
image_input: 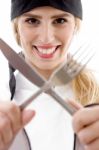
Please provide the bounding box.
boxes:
[71,54,94,75]
[19,43,95,111]
[66,44,88,64]
[66,44,95,77]
[67,43,91,67]
[73,52,95,75]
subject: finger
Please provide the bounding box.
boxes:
[0,135,4,149]
[0,134,11,150]
[0,101,22,133]
[0,112,13,144]
[78,120,99,145]
[22,109,36,126]
[67,99,83,110]
[84,138,99,150]
[72,106,99,133]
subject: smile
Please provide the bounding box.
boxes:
[33,45,60,58]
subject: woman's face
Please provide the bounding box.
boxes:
[17,6,76,78]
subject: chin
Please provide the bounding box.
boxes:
[38,64,60,71]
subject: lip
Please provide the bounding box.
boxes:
[33,45,61,59]
[33,45,60,54]
[35,44,59,49]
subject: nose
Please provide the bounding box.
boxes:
[39,23,55,44]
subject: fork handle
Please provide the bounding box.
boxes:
[19,82,76,115]
[19,82,51,110]
[47,88,77,115]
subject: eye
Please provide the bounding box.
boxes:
[53,18,68,24]
[25,18,40,25]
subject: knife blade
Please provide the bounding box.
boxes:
[0,38,76,115]
[0,38,46,87]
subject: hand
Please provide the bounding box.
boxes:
[71,101,99,150]
[0,101,35,150]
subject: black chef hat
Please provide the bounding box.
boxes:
[11,0,82,20]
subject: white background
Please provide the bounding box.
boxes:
[0,0,99,81]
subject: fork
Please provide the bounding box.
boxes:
[19,44,95,115]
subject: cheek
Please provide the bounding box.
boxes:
[19,30,31,42]
[59,29,75,56]
[57,27,74,44]
[18,31,33,51]
[18,24,35,43]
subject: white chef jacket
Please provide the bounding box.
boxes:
[0,71,75,150]
[15,71,75,150]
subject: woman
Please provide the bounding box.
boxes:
[0,0,99,150]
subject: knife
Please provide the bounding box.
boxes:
[0,38,46,87]
[0,38,76,115]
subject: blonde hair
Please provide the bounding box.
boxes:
[72,69,99,105]
[12,17,99,106]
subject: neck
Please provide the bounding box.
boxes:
[36,68,53,80]
[26,60,53,80]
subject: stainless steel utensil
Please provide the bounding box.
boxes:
[19,43,94,113]
[0,38,94,115]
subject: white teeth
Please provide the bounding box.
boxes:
[37,48,56,55]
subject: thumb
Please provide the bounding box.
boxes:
[68,100,83,110]
[21,109,36,126]
[66,99,83,114]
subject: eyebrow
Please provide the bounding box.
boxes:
[51,13,72,19]
[22,13,72,19]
